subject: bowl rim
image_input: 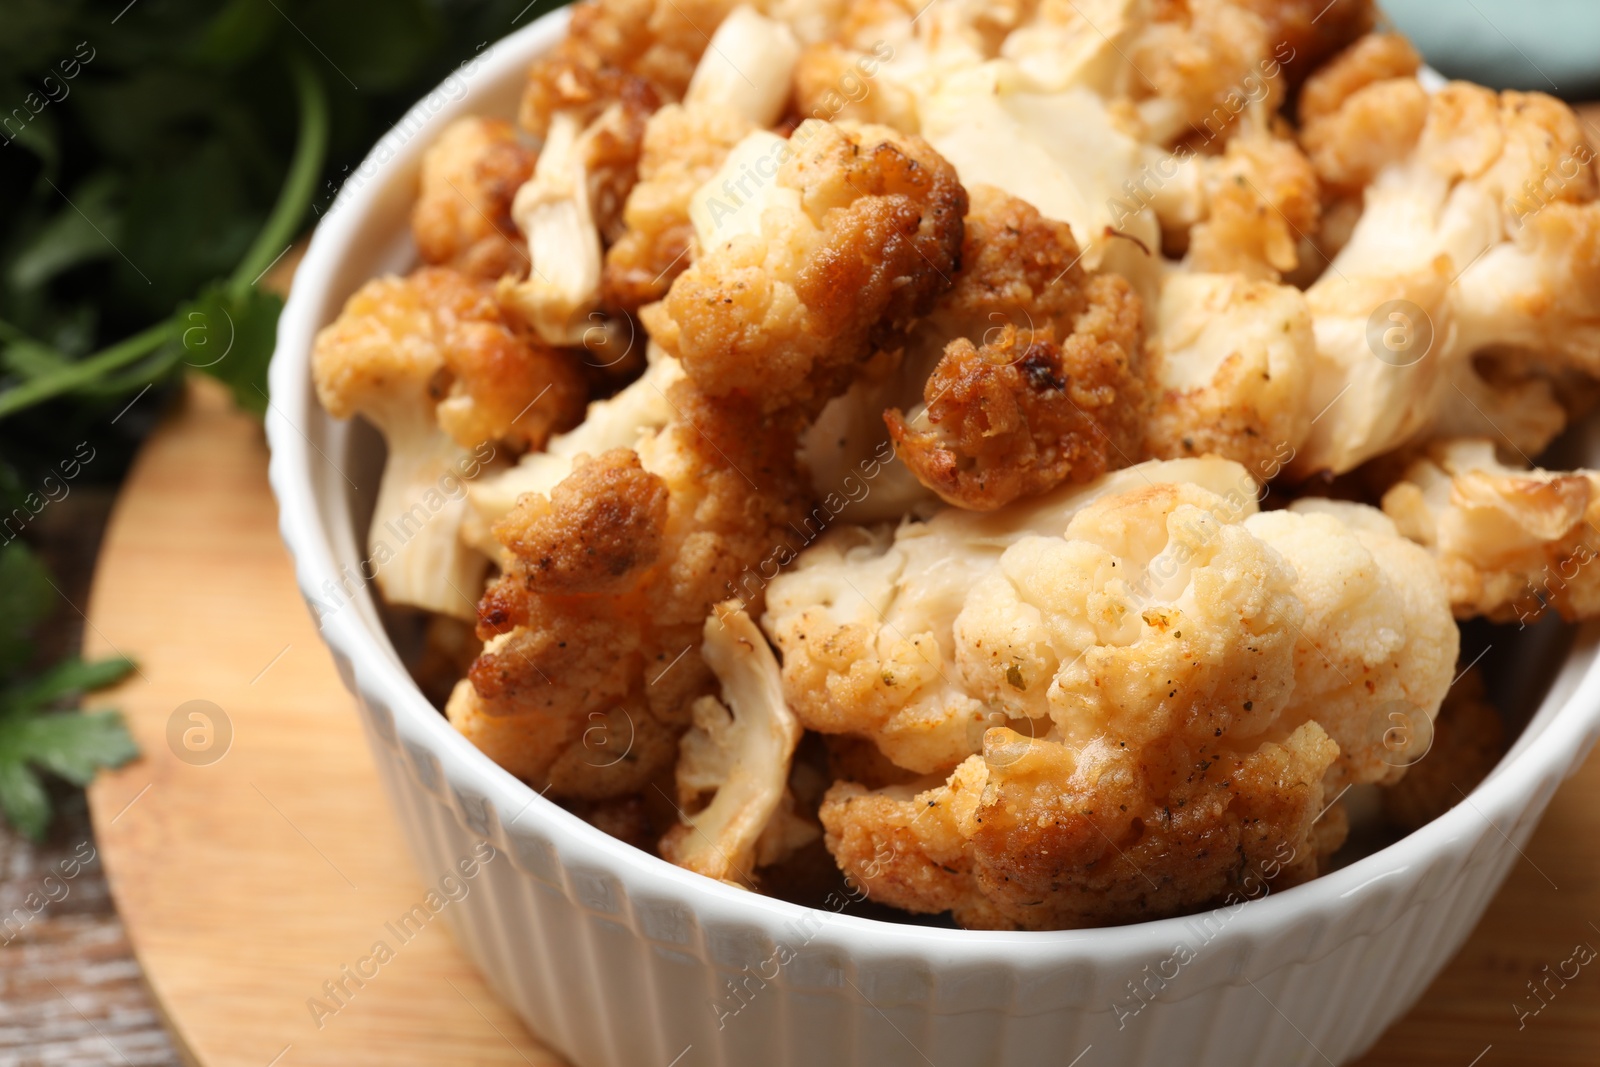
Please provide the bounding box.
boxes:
[266,3,1600,969]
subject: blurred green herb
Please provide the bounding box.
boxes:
[0,541,137,840]
[0,51,326,422]
[0,0,567,500]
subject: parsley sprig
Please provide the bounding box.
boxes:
[0,542,137,840]
[0,53,328,421]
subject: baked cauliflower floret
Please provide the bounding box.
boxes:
[952,479,1306,749]
[885,279,1143,510]
[762,457,1274,775]
[884,314,1142,512]
[600,7,801,313]
[449,380,809,798]
[807,185,1145,519]
[781,459,1456,927]
[820,716,1337,930]
[412,117,537,281]
[1119,0,1374,145]
[1381,439,1600,623]
[1141,271,1315,472]
[1244,500,1458,788]
[652,118,967,414]
[463,350,686,561]
[602,105,757,313]
[517,0,740,135]
[1297,32,1428,195]
[660,602,813,883]
[1183,123,1322,281]
[312,268,586,618]
[1293,44,1600,477]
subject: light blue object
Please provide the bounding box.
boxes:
[1381,0,1600,97]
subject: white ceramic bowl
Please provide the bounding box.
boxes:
[267,11,1600,1065]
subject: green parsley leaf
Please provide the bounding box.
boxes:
[0,542,55,674]
[179,283,283,415]
[0,543,140,840]
[6,655,136,712]
[0,707,140,790]
[0,759,50,842]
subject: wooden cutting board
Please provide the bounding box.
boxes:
[82,377,561,1067]
[83,376,1600,1067]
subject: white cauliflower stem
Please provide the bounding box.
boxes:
[312,269,585,618]
[660,603,811,883]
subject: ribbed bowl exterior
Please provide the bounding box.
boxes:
[265,10,1600,1066]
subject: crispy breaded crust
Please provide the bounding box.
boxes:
[412,117,536,281]
[314,267,587,453]
[886,283,1143,510]
[657,120,967,415]
[822,721,1337,930]
[492,448,671,595]
[458,380,811,796]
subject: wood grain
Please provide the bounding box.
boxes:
[78,377,1600,1066]
[82,377,563,1067]
[0,488,181,1067]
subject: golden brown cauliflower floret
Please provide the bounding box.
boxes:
[651,118,967,415]
[1122,0,1374,145]
[1141,271,1315,474]
[1244,500,1458,788]
[312,268,588,617]
[920,184,1092,343]
[517,0,739,136]
[1297,33,1427,194]
[1381,666,1507,832]
[774,460,1455,927]
[448,380,810,798]
[1382,439,1600,624]
[600,6,804,314]
[461,351,688,563]
[885,279,1143,511]
[762,458,1290,777]
[491,448,671,596]
[602,104,758,313]
[821,720,1336,929]
[787,464,1346,928]
[805,185,1144,519]
[1292,61,1600,477]
[412,117,537,281]
[1184,125,1322,281]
